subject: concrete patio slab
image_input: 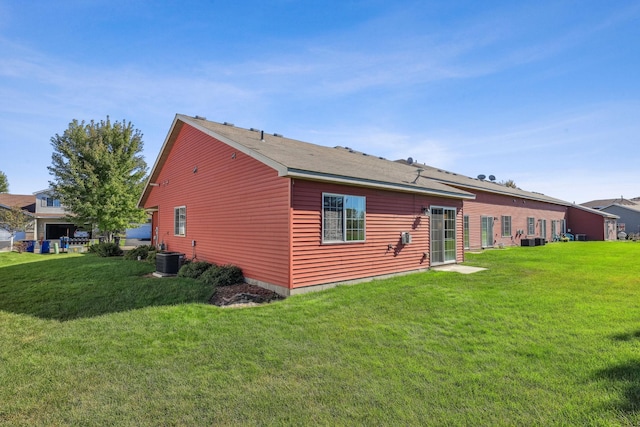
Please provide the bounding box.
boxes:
[432,264,487,274]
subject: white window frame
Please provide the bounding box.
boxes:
[431,206,457,263]
[501,215,512,237]
[463,215,470,250]
[527,217,535,235]
[41,197,61,207]
[322,193,366,243]
[174,206,186,236]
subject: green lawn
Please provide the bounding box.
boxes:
[0,243,639,426]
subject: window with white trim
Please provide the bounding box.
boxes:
[527,217,535,235]
[322,194,365,243]
[501,215,512,237]
[463,215,470,249]
[174,206,186,236]
[41,197,61,207]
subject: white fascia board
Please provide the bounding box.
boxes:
[138,115,184,208]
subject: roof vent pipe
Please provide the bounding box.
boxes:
[260,130,264,141]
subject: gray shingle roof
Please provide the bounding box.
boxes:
[0,194,36,213]
[140,115,475,207]
[139,114,617,221]
[580,198,638,209]
[395,160,578,206]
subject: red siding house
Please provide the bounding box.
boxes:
[567,205,618,241]
[140,115,618,295]
[396,163,619,249]
[139,115,474,295]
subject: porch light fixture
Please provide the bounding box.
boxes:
[422,207,430,215]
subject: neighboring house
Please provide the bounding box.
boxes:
[581,197,637,210]
[139,114,476,296]
[34,188,152,241]
[398,163,619,249]
[0,203,30,249]
[0,194,36,247]
[0,194,36,220]
[2,190,151,245]
[31,189,78,240]
[0,191,79,242]
[583,201,640,235]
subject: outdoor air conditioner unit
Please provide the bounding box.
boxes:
[401,232,412,245]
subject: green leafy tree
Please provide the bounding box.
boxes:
[0,205,33,251]
[48,117,148,242]
[0,170,8,193]
[500,179,519,189]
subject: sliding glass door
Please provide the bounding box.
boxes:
[431,207,457,264]
[481,216,493,248]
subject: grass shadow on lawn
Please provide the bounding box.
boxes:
[611,330,640,341]
[595,359,640,414]
[0,254,214,321]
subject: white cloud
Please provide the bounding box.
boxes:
[299,126,458,170]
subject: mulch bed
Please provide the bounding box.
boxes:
[209,283,283,307]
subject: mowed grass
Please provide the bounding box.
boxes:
[0,243,639,426]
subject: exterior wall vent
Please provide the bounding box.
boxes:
[401,232,412,245]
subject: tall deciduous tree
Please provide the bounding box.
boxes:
[48,117,148,242]
[0,170,8,193]
[0,205,33,251]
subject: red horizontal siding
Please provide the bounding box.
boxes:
[290,180,463,289]
[567,206,608,240]
[143,125,291,288]
[462,191,567,250]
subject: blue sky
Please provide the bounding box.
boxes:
[1,0,638,203]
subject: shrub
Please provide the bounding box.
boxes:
[146,250,157,264]
[199,264,244,287]
[13,241,27,253]
[178,261,214,279]
[124,245,156,261]
[88,242,123,257]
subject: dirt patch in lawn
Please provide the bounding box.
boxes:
[209,283,283,307]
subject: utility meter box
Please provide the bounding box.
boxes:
[401,232,412,244]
